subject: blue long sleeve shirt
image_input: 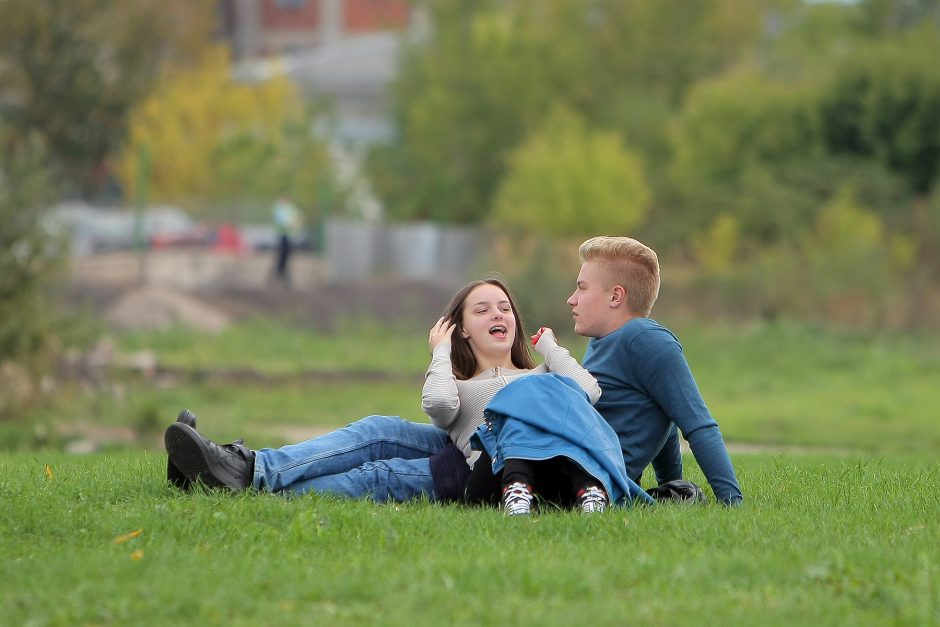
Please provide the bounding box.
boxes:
[583,318,743,505]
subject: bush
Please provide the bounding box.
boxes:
[0,128,63,417]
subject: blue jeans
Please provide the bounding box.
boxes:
[251,415,450,502]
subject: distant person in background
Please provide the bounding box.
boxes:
[272,195,301,284]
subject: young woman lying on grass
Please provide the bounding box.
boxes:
[165,277,650,513]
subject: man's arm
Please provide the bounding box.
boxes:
[640,336,743,505]
[650,424,683,485]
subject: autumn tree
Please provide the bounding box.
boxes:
[0,0,214,199]
[117,47,331,220]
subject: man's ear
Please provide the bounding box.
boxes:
[610,285,626,308]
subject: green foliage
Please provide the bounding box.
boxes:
[371,0,766,224]
[2,452,938,625]
[0,127,62,366]
[818,28,940,194]
[0,0,213,199]
[118,48,332,219]
[668,69,828,242]
[680,190,915,327]
[691,213,741,274]
[491,107,649,238]
[858,0,940,34]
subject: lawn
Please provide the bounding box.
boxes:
[2,452,937,626]
[4,319,940,625]
[12,319,939,455]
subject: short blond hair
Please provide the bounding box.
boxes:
[579,236,660,316]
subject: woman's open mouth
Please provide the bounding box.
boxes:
[489,324,508,339]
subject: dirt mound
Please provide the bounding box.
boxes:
[106,286,231,332]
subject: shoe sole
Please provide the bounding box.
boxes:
[164,423,227,488]
[177,409,197,429]
[167,411,197,490]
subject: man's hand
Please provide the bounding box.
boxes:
[429,316,456,352]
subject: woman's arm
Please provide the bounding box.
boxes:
[422,317,460,429]
[533,327,602,404]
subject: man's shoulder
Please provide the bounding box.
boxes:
[608,317,675,343]
[595,319,679,363]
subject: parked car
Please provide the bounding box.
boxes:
[47,203,210,254]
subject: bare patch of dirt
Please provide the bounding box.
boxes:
[62,251,457,332]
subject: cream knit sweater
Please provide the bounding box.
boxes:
[421,331,601,461]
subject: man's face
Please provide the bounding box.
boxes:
[567,260,614,338]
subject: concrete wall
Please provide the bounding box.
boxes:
[325,219,484,285]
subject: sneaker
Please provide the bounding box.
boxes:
[167,410,198,490]
[577,485,608,514]
[164,422,255,491]
[502,482,535,516]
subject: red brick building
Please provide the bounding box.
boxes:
[222,0,411,58]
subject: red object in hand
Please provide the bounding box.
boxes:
[531,327,547,346]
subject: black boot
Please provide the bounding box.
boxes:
[167,410,198,490]
[164,422,255,491]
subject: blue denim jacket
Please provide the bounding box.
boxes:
[470,373,654,506]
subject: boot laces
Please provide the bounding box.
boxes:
[578,485,608,514]
[502,482,535,516]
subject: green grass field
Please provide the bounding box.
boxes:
[2,452,937,626]
[13,319,939,455]
[3,320,940,625]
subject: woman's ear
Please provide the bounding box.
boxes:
[461,328,470,339]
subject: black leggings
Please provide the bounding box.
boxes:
[464,450,597,508]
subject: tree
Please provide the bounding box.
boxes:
[667,66,914,245]
[0,0,213,199]
[491,106,648,238]
[668,70,826,243]
[369,0,767,225]
[116,47,332,219]
[818,29,940,195]
[0,126,62,367]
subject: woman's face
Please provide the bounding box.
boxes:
[460,283,516,361]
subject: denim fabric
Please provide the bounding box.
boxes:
[472,374,654,506]
[252,415,449,502]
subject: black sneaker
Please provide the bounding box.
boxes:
[164,422,255,491]
[167,410,198,490]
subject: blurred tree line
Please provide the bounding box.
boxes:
[0,0,212,409]
[0,0,330,414]
[368,0,940,329]
[2,0,940,385]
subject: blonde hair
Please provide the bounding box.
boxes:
[579,236,661,316]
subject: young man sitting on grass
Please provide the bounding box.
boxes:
[164,236,742,506]
[568,236,743,505]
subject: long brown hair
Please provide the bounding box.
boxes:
[443,278,536,380]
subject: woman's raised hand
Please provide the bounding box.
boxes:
[531,326,558,356]
[429,316,456,352]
